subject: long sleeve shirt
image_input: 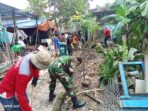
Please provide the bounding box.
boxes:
[0,54,39,111]
[49,56,75,74]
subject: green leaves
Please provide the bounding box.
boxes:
[57,0,89,24]
[101,14,117,20]
[26,0,47,16]
[128,48,138,60]
[140,1,148,17]
[69,14,101,34]
[27,0,89,25]
[116,6,128,17]
[96,42,139,86]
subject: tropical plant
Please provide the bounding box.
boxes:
[101,0,148,51]
[96,42,143,87]
[26,0,48,17]
[68,13,101,41]
[27,0,89,26]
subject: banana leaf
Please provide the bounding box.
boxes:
[140,1,148,17]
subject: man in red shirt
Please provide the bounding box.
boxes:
[0,51,51,111]
[104,27,111,47]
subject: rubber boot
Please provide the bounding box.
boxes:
[71,96,86,109]
[49,91,56,102]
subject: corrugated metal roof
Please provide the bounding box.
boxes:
[0,2,35,18]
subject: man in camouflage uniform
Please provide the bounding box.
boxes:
[48,56,86,108]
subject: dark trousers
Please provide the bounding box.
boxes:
[104,37,111,46]
[48,69,75,97]
[0,96,21,111]
[67,48,73,56]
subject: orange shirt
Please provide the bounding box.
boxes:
[73,36,78,44]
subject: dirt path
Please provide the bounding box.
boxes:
[30,70,65,111]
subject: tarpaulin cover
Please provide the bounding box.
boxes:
[0,31,10,45]
[5,19,44,36]
[38,20,57,31]
[5,20,57,36]
[5,19,44,29]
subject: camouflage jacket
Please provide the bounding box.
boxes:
[49,56,76,74]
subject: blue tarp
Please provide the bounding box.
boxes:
[5,19,45,36]
[5,19,44,29]
[0,30,10,45]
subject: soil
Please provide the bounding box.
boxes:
[62,50,104,111]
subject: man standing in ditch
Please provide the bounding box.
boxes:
[48,55,86,109]
[0,51,51,111]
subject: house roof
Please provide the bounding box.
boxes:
[0,2,35,19]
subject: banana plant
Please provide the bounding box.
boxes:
[102,0,148,51]
[96,42,141,87]
[102,4,131,49]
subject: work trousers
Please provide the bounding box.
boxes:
[48,69,75,97]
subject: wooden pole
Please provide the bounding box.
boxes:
[34,15,39,51]
[3,28,13,66]
[12,11,18,43]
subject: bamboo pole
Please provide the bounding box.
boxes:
[12,11,18,43]
[3,28,13,66]
[65,88,104,103]
[34,15,39,51]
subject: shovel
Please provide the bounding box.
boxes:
[30,85,34,107]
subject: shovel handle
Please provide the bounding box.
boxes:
[31,85,34,107]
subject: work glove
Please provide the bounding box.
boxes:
[31,78,38,87]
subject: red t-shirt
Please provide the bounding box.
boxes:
[0,55,39,111]
[104,28,111,37]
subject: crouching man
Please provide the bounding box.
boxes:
[48,56,86,109]
[0,51,51,111]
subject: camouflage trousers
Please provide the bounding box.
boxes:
[48,69,76,97]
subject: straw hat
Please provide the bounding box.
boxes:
[31,51,51,70]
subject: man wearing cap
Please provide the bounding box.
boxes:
[48,56,86,109]
[11,44,23,57]
[0,51,51,111]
